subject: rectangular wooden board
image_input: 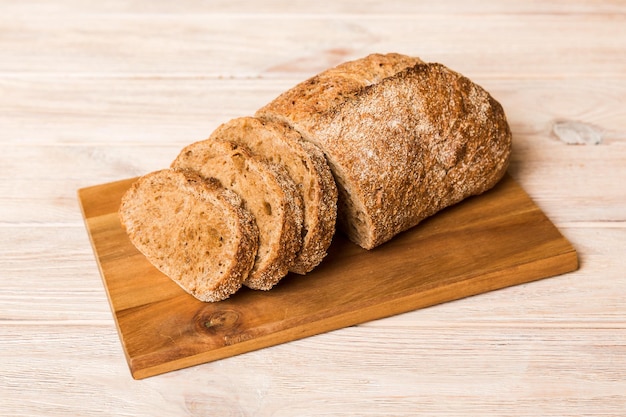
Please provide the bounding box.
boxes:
[78,174,578,379]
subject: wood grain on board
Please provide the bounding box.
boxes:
[78,174,578,379]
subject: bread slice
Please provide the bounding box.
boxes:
[172,139,303,290]
[118,168,259,302]
[209,116,337,274]
[258,53,512,249]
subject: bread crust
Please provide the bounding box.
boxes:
[256,53,424,136]
[171,139,304,290]
[118,168,259,302]
[209,116,338,274]
[258,54,512,249]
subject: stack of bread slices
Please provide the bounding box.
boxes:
[119,53,512,302]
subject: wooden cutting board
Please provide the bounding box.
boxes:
[78,174,577,379]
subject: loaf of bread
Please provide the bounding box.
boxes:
[171,138,303,290]
[118,169,259,302]
[257,53,512,249]
[119,52,512,302]
[208,116,338,274]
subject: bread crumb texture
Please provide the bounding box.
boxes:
[119,169,259,302]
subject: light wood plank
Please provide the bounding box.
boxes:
[4,0,626,15]
[0,77,274,144]
[1,14,624,77]
[510,141,626,224]
[0,225,113,322]
[2,323,624,416]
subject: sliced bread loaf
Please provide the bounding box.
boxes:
[118,168,259,302]
[209,116,338,274]
[257,53,512,249]
[171,139,303,290]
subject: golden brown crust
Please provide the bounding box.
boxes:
[258,53,512,249]
[209,116,338,274]
[327,52,425,85]
[256,53,424,137]
[118,168,259,302]
[171,139,304,290]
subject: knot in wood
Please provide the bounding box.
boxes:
[203,310,240,330]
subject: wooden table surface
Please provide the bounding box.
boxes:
[1,1,625,416]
